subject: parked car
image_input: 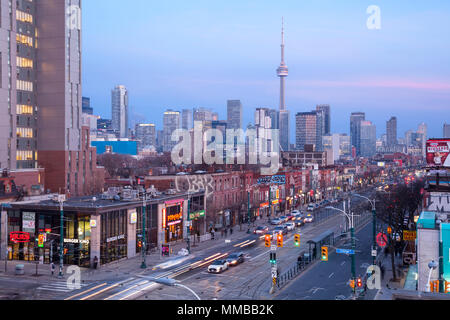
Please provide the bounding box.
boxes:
[307,204,315,211]
[304,214,314,223]
[226,252,245,266]
[284,222,296,231]
[254,226,269,235]
[208,259,229,273]
[273,226,288,236]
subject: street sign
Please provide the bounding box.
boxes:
[372,250,377,257]
[403,230,417,241]
[376,233,388,248]
[271,245,277,252]
[271,267,277,278]
[336,248,355,255]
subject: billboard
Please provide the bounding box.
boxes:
[427,139,450,167]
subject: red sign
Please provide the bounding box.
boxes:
[394,159,403,167]
[376,233,388,248]
[427,139,450,167]
[10,232,30,243]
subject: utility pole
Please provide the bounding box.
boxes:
[141,194,147,269]
[247,190,251,233]
[59,198,64,278]
[187,195,191,254]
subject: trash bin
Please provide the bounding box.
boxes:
[15,264,25,275]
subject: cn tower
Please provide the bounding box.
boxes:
[277,18,290,151]
[277,17,288,111]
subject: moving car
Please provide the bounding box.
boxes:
[208,259,229,273]
[304,214,314,223]
[270,218,283,225]
[284,222,296,231]
[226,252,245,266]
[273,226,288,236]
[279,216,288,222]
[295,217,305,227]
[254,226,269,235]
[307,204,315,211]
[291,210,301,216]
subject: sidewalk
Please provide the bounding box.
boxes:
[0,217,270,284]
[373,252,408,300]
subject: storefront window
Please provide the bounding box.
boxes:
[101,210,127,265]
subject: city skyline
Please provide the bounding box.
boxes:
[82,0,450,139]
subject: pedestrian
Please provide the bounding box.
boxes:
[197,231,201,243]
[211,229,215,240]
[93,256,98,269]
[380,265,385,280]
[224,228,228,237]
[221,229,224,238]
[51,262,55,276]
[230,227,233,236]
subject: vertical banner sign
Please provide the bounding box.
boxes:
[22,212,36,233]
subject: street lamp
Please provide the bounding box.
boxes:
[326,205,357,298]
[352,193,377,265]
[426,260,439,293]
[137,276,201,300]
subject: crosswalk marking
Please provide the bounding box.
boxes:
[37,280,89,293]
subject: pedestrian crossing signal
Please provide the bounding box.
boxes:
[349,279,355,289]
[270,252,276,264]
[277,234,283,248]
[38,234,45,248]
[265,234,271,248]
[321,246,328,261]
[294,234,300,247]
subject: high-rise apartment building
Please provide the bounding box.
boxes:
[417,122,428,157]
[135,124,156,151]
[111,85,129,138]
[181,109,193,130]
[163,110,180,152]
[386,116,398,147]
[360,121,376,158]
[316,105,331,135]
[444,123,450,138]
[227,100,242,130]
[350,112,366,157]
[0,0,103,195]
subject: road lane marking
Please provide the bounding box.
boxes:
[328,273,334,278]
[64,282,108,300]
[341,261,346,266]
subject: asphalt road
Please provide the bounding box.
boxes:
[273,220,378,300]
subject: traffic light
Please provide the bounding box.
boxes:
[321,246,328,261]
[357,278,363,288]
[138,241,142,248]
[349,279,355,289]
[445,281,450,294]
[38,234,45,248]
[265,234,271,248]
[277,234,283,248]
[270,252,277,264]
[294,234,300,247]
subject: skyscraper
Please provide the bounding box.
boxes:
[360,121,377,158]
[444,123,450,138]
[82,97,93,115]
[227,100,243,130]
[350,112,366,157]
[182,109,193,130]
[163,110,180,153]
[277,18,290,152]
[386,116,398,147]
[255,108,274,154]
[112,85,129,138]
[296,112,318,151]
[135,124,156,151]
[316,105,331,135]
[417,122,428,156]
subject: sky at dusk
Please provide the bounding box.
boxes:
[82,0,450,139]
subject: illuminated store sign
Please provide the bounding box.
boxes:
[106,235,125,243]
[10,232,30,243]
[64,239,90,244]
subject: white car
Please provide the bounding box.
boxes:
[284,222,296,231]
[307,204,315,211]
[208,259,229,273]
[270,218,283,225]
[304,214,314,223]
[291,210,301,216]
